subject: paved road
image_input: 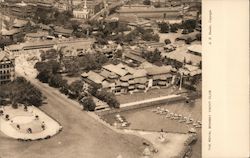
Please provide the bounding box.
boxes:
[0,74,146,158]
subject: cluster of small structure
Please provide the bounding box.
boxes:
[152,106,202,130]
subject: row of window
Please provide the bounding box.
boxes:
[0,75,11,80]
[0,70,13,74]
[0,81,10,85]
[0,64,13,69]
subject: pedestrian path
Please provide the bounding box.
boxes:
[120,94,181,108]
[0,105,62,140]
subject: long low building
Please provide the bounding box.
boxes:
[117,5,183,19]
[81,63,177,94]
[4,38,96,55]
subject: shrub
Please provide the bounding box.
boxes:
[89,89,120,108]
[158,22,169,33]
[48,74,64,88]
[81,97,96,111]
[164,39,171,45]
[0,77,43,107]
[37,70,51,83]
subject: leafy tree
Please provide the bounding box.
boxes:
[69,80,83,97]
[48,74,64,88]
[81,97,96,111]
[115,22,130,33]
[35,60,60,74]
[88,84,101,96]
[33,7,56,24]
[93,89,120,108]
[77,53,109,71]
[182,19,197,30]
[36,70,52,83]
[164,39,171,45]
[0,77,43,107]
[158,22,169,33]
[59,80,69,95]
[0,37,15,48]
[141,32,160,42]
[142,49,162,63]
[40,49,58,61]
[143,0,151,5]
[170,24,179,33]
[163,57,183,69]
[105,93,120,108]
[64,60,80,76]
[96,37,108,45]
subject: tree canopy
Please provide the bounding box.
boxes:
[81,97,96,111]
[142,49,162,64]
[0,77,43,107]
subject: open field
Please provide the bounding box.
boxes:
[103,98,201,158]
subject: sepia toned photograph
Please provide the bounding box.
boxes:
[0,0,201,158]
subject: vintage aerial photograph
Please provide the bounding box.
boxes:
[0,0,201,157]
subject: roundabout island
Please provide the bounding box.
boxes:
[0,104,62,141]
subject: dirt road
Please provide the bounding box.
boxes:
[0,66,146,158]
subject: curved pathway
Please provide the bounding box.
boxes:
[0,105,62,140]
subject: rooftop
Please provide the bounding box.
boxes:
[165,46,201,65]
[25,32,49,38]
[83,71,105,84]
[13,19,28,28]
[145,65,173,75]
[5,38,95,51]
[187,44,202,54]
[123,52,146,63]
[0,51,13,61]
[54,27,74,35]
[102,64,129,77]
[2,29,21,36]
[118,6,181,13]
[176,32,199,41]
[180,64,201,76]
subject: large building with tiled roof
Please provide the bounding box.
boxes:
[81,63,176,94]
